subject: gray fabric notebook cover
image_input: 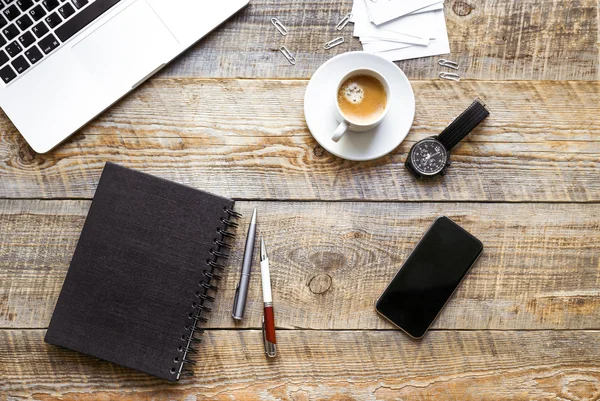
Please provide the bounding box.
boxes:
[45,162,235,381]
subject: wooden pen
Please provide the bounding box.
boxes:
[260,237,277,357]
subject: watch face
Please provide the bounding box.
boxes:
[410,139,448,175]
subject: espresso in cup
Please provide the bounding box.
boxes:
[337,74,388,124]
[331,68,391,143]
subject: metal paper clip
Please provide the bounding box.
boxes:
[324,37,344,50]
[279,46,296,65]
[438,59,459,70]
[271,18,288,36]
[438,72,460,81]
[336,13,352,30]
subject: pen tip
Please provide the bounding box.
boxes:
[260,236,268,260]
[250,208,257,224]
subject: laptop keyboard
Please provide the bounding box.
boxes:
[0,0,121,85]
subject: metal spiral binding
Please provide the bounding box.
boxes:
[174,206,241,379]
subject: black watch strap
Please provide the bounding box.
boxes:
[437,99,490,151]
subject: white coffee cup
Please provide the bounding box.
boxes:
[332,68,392,143]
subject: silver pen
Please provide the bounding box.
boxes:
[232,208,257,320]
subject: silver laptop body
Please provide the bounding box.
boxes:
[0,0,249,153]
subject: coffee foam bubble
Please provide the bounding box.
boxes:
[343,82,364,104]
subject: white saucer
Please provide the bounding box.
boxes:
[304,52,415,161]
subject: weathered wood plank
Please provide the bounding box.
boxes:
[1,329,599,400]
[1,80,599,201]
[2,200,599,330]
[158,0,599,81]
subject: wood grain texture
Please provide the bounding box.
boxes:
[1,329,599,400]
[1,80,599,201]
[1,0,599,397]
[157,0,599,81]
[2,200,599,330]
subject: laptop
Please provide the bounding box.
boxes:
[0,0,249,153]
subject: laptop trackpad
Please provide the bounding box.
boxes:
[72,0,178,89]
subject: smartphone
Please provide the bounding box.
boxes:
[375,216,483,338]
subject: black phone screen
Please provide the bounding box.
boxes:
[376,216,483,338]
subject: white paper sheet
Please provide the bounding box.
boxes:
[350,1,443,21]
[371,10,450,61]
[408,2,444,14]
[365,0,443,25]
[352,0,429,45]
[350,0,450,62]
[360,36,416,44]
[376,9,437,40]
[362,40,413,52]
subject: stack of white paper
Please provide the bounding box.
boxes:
[351,0,450,61]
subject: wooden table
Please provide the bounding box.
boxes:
[1,0,599,399]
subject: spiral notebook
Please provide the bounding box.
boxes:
[44,162,241,381]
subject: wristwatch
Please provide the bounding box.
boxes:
[405,99,490,179]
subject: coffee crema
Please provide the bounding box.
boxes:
[337,74,387,124]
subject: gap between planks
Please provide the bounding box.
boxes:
[1,197,600,204]
[2,328,600,332]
